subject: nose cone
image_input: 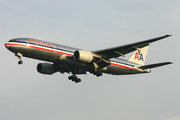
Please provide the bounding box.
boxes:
[5,39,18,53]
[5,43,9,49]
[5,42,13,51]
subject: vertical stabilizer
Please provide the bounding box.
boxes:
[128,45,149,65]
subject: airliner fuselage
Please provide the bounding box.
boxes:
[5,35,172,83]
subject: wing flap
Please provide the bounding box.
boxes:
[96,58,111,69]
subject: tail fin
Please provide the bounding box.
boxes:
[128,45,149,65]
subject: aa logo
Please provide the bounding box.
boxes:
[134,50,144,61]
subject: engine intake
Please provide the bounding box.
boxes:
[73,50,93,63]
[37,63,56,75]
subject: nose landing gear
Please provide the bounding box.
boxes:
[18,60,23,65]
[68,75,81,83]
[16,52,23,65]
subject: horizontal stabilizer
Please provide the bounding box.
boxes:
[138,62,173,69]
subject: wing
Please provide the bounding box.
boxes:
[92,35,171,59]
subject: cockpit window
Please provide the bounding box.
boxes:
[9,40,17,42]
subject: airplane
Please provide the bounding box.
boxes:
[5,35,173,83]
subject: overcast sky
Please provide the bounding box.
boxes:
[0,0,179,120]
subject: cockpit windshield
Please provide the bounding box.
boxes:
[9,40,17,42]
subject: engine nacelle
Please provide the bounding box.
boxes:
[37,63,56,75]
[73,50,93,63]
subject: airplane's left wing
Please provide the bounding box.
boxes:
[93,35,171,59]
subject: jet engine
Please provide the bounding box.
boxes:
[73,50,93,63]
[37,63,56,75]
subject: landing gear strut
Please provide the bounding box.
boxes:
[90,62,103,77]
[68,75,81,83]
[16,52,23,65]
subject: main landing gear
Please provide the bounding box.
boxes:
[90,69,102,77]
[16,52,23,65]
[68,75,81,83]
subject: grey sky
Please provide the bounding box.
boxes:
[0,0,179,120]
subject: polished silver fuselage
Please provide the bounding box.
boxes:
[5,38,150,75]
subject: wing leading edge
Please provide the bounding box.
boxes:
[93,35,171,59]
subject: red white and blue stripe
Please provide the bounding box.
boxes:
[5,41,135,70]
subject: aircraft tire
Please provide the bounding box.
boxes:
[68,76,72,80]
[78,78,81,82]
[75,78,81,83]
[72,78,75,81]
[18,60,23,65]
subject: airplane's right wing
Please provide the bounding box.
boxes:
[93,35,171,59]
